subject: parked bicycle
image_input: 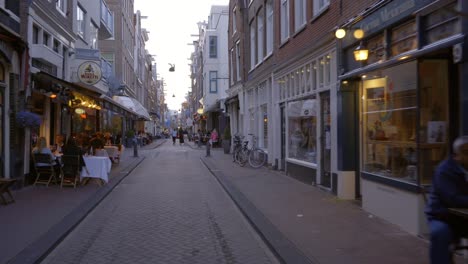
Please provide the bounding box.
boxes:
[232,134,244,163]
[233,134,267,168]
[246,134,267,168]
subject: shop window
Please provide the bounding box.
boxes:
[288,97,317,164]
[262,104,268,148]
[423,3,460,45]
[418,60,449,185]
[390,20,417,57]
[318,58,324,87]
[367,33,385,64]
[311,61,317,90]
[361,60,449,185]
[305,64,311,92]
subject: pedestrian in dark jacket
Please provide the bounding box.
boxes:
[62,137,86,171]
[425,135,468,264]
[179,128,185,145]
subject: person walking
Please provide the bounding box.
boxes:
[425,135,468,264]
[197,129,203,148]
[179,128,185,146]
[210,128,219,148]
[171,129,177,145]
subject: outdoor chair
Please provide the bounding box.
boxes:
[0,178,17,205]
[32,153,59,187]
[60,155,81,188]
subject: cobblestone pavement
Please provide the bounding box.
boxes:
[41,141,279,264]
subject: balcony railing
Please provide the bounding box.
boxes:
[100,0,114,39]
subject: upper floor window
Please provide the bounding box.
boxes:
[77,5,86,38]
[90,21,98,49]
[32,25,39,44]
[53,39,60,53]
[281,0,290,42]
[313,0,329,16]
[209,71,218,93]
[236,41,241,81]
[43,31,50,46]
[5,0,20,16]
[230,48,234,84]
[209,36,217,58]
[257,9,264,62]
[56,0,66,13]
[232,6,237,35]
[266,0,274,55]
[295,0,306,31]
[250,22,256,69]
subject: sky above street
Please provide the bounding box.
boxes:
[134,0,229,111]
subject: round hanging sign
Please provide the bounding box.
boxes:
[78,61,102,85]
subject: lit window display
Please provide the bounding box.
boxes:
[361,60,449,184]
[288,97,317,164]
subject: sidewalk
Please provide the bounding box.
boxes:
[200,147,430,264]
[0,140,165,264]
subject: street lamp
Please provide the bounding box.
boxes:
[335,27,368,62]
[169,63,175,72]
[354,42,369,61]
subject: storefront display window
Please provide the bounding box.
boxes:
[288,97,317,164]
[361,60,449,185]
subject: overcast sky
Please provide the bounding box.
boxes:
[134,0,229,111]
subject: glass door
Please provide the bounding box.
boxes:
[320,91,331,188]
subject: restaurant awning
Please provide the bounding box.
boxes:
[112,96,151,121]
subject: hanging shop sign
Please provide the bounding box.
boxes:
[78,61,102,85]
[74,108,85,114]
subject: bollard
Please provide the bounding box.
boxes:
[133,138,138,157]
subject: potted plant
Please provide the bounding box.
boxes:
[222,125,231,154]
[15,111,42,128]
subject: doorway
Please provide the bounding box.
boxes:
[320,91,331,188]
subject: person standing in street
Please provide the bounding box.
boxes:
[179,128,185,146]
[425,135,468,264]
[171,129,177,145]
[197,129,203,148]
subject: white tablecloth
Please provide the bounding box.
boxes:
[81,156,112,183]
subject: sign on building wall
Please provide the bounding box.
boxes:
[78,61,102,85]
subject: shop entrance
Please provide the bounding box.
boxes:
[320,91,331,188]
[0,87,3,178]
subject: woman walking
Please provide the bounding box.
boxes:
[179,128,185,145]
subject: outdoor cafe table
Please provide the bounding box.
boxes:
[81,156,112,184]
[104,145,119,160]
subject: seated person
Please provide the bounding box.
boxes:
[32,136,61,177]
[62,137,85,171]
[32,137,58,167]
[425,136,468,264]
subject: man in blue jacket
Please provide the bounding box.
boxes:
[425,136,468,264]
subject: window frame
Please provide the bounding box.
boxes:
[209,36,218,58]
[209,71,218,93]
[266,0,274,55]
[257,8,264,63]
[281,0,290,43]
[77,5,86,38]
[294,0,306,32]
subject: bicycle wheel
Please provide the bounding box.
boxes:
[248,149,266,168]
[238,150,249,167]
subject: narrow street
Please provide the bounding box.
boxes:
[41,141,279,264]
